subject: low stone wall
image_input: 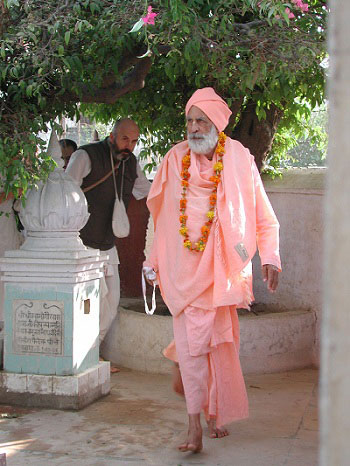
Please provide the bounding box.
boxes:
[253,168,325,367]
[101,307,318,375]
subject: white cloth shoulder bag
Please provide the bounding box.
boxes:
[110,150,130,238]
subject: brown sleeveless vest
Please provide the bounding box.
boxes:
[79,138,138,250]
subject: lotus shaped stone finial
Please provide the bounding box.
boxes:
[20,131,90,251]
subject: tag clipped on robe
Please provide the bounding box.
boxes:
[234,242,249,262]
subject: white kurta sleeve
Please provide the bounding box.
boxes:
[132,162,152,200]
[65,149,92,186]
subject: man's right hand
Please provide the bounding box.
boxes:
[142,266,158,286]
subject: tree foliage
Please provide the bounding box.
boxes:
[278,104,328,168]
[0,0,327,196]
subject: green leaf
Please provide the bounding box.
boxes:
[72,56,83,74]
[65,31,71,46]
[5,0,20,7]
[90,2,97,14]
[129,18,144,34]
[1,65,9,80]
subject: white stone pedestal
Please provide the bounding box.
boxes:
[0,248,110,408]
[0,130,111,409]
[1,248,108,376]
[0,361,109,409]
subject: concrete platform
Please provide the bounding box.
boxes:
[0,362,110,410]
[0,367,319,465]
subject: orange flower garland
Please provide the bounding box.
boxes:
[179,131,227,252]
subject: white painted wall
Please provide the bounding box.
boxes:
[254,168,325,367]
[253,168,325,313]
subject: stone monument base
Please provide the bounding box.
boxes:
[0,361,110,410]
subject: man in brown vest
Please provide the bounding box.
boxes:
[66,119,151,358]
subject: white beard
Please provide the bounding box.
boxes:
[187,125,218,155]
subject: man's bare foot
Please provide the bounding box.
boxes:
[178,414,203,453]
[99,357,120,374]
[172,363,185,396]
[207,417,229,439]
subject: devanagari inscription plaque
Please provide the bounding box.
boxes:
[13,299,64,355]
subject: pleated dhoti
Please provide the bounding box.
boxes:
[164,305,249,428]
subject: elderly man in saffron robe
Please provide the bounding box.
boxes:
[143,87,281,453]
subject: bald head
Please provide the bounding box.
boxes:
[110,118,139,158]
[112,118,139,136]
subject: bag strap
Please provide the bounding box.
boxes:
[142,270,157,315]
[110,148,117,198]
[110,149,125,201]
[82,161,119,193]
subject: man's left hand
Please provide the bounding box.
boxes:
[262,264,280,293]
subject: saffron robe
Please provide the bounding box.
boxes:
[145,137,281,426]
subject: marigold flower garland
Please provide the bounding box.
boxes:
[179,131,227,252]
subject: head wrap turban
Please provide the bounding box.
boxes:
[185,87,232,132]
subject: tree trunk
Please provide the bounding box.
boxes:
[231,99,284,171]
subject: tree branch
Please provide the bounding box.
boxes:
[63,56,152,103]
[234,20,266,31]
[59,44,171,103]
[97,45,170,89]
[226,96,244,136]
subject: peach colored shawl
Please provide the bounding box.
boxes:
[145,137,281,317]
